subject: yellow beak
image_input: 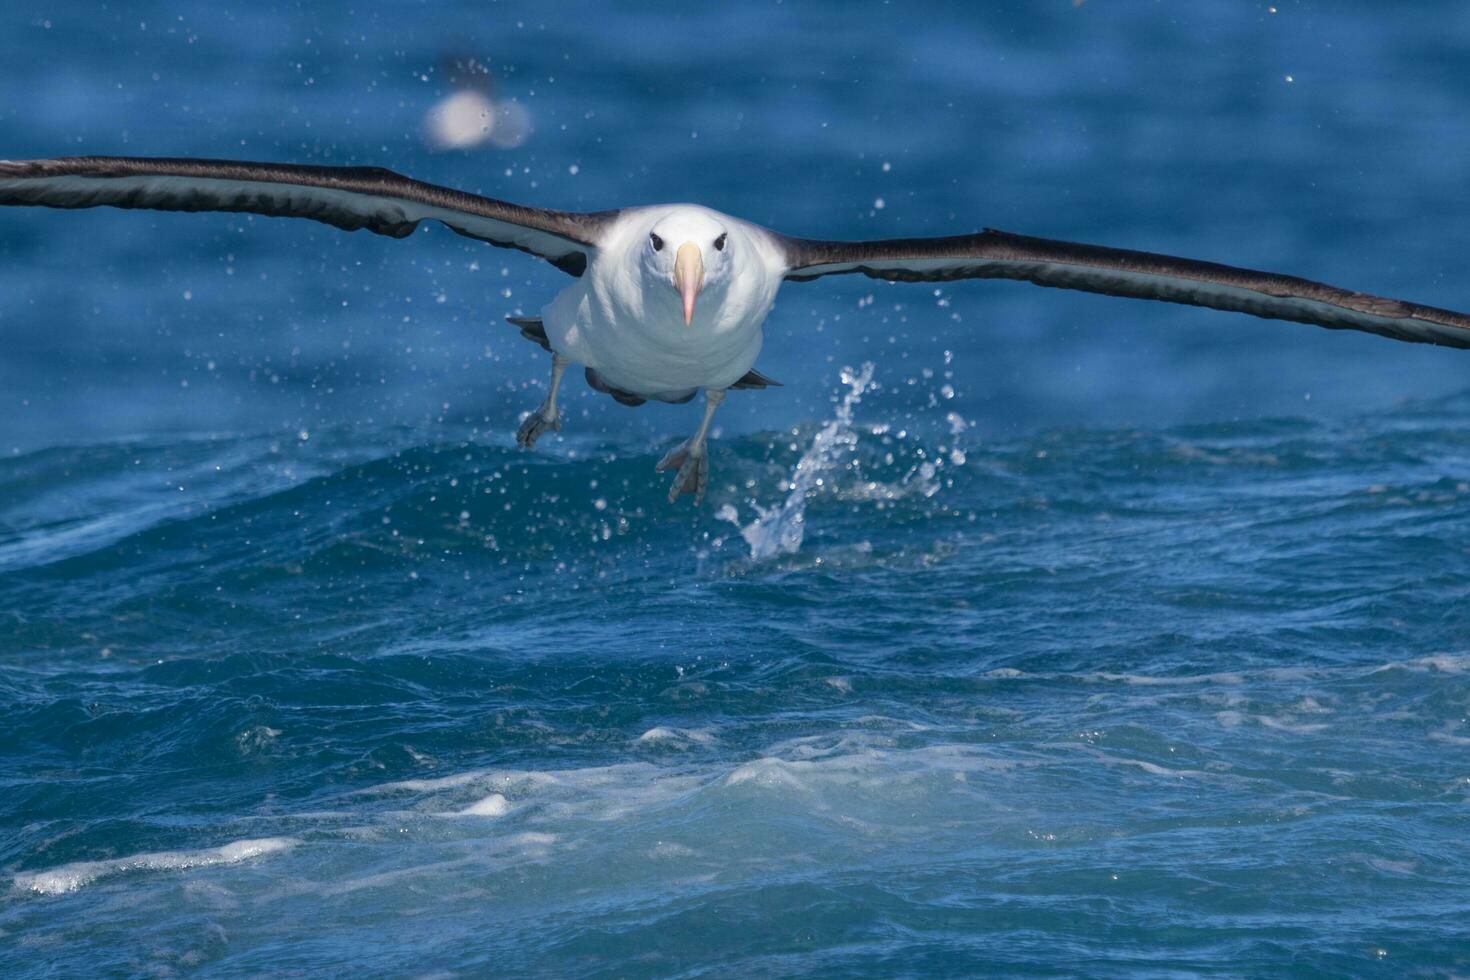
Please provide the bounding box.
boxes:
[674,241,704,326]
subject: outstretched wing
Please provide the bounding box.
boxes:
[778,228,1470,349]
[0,156,618,276]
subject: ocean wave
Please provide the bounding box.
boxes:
[13,838,298,896]
[3,383,1469,589]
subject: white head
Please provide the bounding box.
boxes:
[640,208,733,326]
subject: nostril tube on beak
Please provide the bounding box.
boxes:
[674,241,704,325]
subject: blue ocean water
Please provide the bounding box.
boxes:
[3,2,1470,975]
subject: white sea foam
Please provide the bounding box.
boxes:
[1254,715,1330,735]
[316,833,561,898]
[363,768,558,796]
[365,770,494,794]
[1083,751,1211,779]
[983,667,1326,687]
[455,793,511,817]
[1371,654,1470,675]
[364,761,706,824]
[1088,671,1247,687]
[636,726,717,747]
[353,737,1025,844]
[1216,711,1330,735]
[725,757,818,792]
[14,837,297,896]
[1431,722,1470,746]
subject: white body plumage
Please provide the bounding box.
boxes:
[542,206,787,400]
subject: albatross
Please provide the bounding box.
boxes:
[3,155,1469,502]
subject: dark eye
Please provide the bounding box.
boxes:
[649,232,664,251]
[714,233,727,251]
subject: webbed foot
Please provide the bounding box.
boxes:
[656,441,709,503]
[515,405,560,448]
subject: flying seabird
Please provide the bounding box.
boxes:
[3,155,1469,502]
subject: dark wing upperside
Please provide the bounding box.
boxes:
[0,156,618,276]
[777,228,1470,349]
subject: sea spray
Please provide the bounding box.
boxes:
[718,363,876,558]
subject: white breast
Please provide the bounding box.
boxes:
[541,207,786,397]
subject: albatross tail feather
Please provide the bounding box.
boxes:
[730,368,782,390]
[505,315,552,353]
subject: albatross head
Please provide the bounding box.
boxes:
[643,209,732,326]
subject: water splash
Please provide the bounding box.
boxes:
[717,363,875,558]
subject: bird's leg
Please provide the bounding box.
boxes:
[656,387,725,503]
[515,352,569,448]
